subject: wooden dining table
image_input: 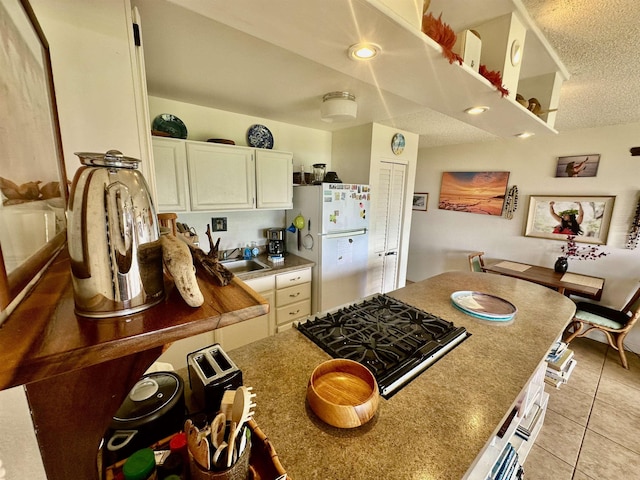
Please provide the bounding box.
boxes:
[483,260,605,300]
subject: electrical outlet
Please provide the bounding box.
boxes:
[211,217,227,232]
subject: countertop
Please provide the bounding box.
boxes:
[233,252,314,281]
[226,271,577,480]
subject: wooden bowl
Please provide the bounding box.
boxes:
[306,359,379,428]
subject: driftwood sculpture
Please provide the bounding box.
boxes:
[187,225,234,286]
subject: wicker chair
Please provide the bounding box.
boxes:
[468,252,486,272]
[564,284,640,369]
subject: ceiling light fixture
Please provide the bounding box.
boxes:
[320,91,357,123]
[464,106,490,115]
[515,132,534,139]
[348,43,380,60]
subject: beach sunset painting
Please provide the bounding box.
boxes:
[438,171,510,215]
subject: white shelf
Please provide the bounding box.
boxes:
[465,360,548,479]
[188,0,561,138]
[512,390,549,462]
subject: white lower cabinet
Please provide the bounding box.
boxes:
[214,275,275,351]
[465,360,548,479]
[275,268,311,332]
[213,267,311,350]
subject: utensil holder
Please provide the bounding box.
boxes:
[188,440,251,480]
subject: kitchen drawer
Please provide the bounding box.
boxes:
[276,268,311,289]
[244,274,276,293]
[276,282,310,307]
[276,298,310,326]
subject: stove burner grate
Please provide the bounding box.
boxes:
[297,294,469,398]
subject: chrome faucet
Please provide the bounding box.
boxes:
[222,247,241,260]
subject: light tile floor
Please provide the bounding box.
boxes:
[524,337,640,479]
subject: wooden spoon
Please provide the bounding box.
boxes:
[210,411,226,449]
[185,418,211,470]
[232,386,257,433]
[226,421,237,468]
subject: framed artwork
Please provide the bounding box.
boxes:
[438,171,510,216]
[524,195,615,245]
[0,0,68,324]
[412,193,428,211]
[555,154,600,177]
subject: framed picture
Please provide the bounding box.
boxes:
[438,171,510,216]
[412,193,428,211]
[555,154,600,177]
[524,195,615,245]
[0,0,68,324]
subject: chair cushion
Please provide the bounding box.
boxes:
[575,302,630,329]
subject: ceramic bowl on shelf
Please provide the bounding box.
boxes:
[151,114,188,139]
[306,358,379,428]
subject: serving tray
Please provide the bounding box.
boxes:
[451,291,517,322]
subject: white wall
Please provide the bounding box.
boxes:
[31,0,144,180]
[407,121,640,349]
[178,209,285,254]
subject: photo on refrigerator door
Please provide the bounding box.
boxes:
[438,172,510,216]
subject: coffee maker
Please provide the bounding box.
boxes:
[266,228,286,256]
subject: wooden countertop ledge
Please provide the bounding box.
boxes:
[0,249,269,390]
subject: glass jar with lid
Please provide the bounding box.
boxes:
[312,163,326,184]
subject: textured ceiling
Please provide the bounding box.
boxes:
[521,0,640,132]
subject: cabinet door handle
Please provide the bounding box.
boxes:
[289,309,300,316]
[289,292,300,298]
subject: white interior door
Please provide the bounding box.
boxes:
[369,161,406,294]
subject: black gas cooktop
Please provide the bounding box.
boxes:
[297,294,469,398]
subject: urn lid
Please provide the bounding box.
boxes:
[74,149,140,169]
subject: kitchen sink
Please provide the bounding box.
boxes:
[220,258,271,276]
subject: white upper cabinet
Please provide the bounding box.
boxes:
[187,142,255,211]
[255,149,293,210]
[152,137,189,212]
[151,137,293,213]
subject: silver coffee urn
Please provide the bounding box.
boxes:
[67,150,165,318]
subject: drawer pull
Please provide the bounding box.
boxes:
[289,309,300,316]
[290,276,301,282]
[289,292,301,298]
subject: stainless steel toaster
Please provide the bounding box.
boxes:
[187,344,243,412]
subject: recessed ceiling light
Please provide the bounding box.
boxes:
[464,106,490,115]
[515,132,534,139]
[348,43,381,60]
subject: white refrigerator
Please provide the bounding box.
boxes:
[286,183,371,314]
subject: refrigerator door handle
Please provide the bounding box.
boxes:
[322,228,367,239]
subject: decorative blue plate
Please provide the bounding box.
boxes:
[247,124,274,149]
[451,291,517,322]
[152,114,187,139]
